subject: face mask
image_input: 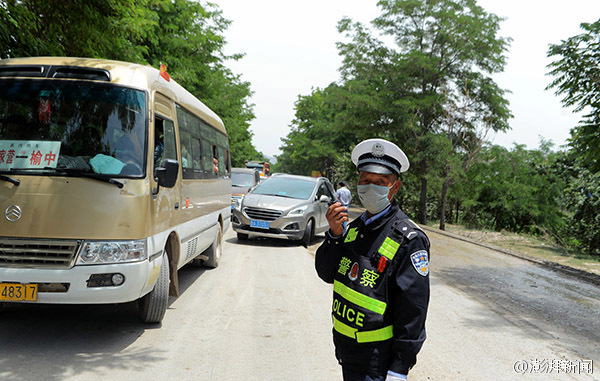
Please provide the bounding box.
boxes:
[357,183,393,214]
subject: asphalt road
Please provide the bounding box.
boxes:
[0,227,598,380]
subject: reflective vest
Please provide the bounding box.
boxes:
[331,214,419,344]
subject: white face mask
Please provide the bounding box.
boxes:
[357,183,393,214]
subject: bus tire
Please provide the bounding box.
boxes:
[237,232,249,241]
[203,223,223,268]
[301,219,314,247]
[138,251,170,324]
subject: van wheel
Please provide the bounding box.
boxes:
[203,224,223,268]
[301,219,314,247]
[237,232,249,241]
[138,251,170,324]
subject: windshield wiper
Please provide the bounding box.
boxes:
[0,174,20,186]
[259,193,298,199]
[9,167,124,188]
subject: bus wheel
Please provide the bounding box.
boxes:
[301,219,314,247]
[138,251,170,324]
[203,224,223,268]
[237,233,249,241]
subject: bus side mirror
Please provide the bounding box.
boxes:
[155,158,179,188]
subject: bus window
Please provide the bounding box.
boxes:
[216,146,226,175]
[180,129,192,172]
[154,117,176,169]
[191,138,202,174]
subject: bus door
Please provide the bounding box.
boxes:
[151,95,181,267]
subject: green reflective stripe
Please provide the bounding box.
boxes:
[344,227,358,243]
[378,237,399,260]
[333,316,357,338]
[356,324,394,343]
[332,316,393,343]
[334,280,386,315]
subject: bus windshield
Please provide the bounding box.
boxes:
[0,80,147,177]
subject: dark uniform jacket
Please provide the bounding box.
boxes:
[315,202,430,376]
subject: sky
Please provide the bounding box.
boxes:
[216,0,600,157]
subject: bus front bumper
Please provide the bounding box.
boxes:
[0,258,161,304]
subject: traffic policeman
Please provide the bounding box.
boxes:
[315,138,430,381]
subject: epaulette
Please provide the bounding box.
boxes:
[393,218,422,241]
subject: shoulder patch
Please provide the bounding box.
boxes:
[344,227,359,243]
[410,250,429,276]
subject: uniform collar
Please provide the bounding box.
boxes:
[361,205,391,226]
[359,202,399,230]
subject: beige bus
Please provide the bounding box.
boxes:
[0,57,231,323]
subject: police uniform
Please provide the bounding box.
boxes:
[315,139,430,379]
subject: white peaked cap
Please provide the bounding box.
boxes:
[351,138,410,175]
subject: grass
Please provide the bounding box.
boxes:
[429,222,600,277]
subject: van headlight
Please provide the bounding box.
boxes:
[77,240,147,265]
[288,205,307,216]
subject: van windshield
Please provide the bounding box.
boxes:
[0,79,147,177]
[232,172,256,187]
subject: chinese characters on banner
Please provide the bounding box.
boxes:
[0,141,62,170]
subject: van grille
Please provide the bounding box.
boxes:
[0,239,80,268]
[243,207,282,221]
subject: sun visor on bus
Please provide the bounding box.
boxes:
[0,65,110,81]
[50,67,110,81]
[0,65,46,77]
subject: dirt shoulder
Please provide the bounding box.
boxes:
[424,223,600,286]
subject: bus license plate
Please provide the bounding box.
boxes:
[250,220,270,229]
[0,283,38,302]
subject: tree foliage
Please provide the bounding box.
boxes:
[461,143,565,234]
[0,0,260,167]
[547,19,600,172]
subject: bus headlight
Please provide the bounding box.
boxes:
[77,240,147,265]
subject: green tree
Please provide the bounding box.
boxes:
[333,0,512,224]
[136,0,260,167]
[547,19,600,172]
[0,0,259,166]
[0,0,151,60]
[461,143,565,235]
[277,85,353,177]
[563,168,600,256]
[551,150,600,257]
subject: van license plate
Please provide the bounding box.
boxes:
[0,283,38,302]
[250,220,270,229]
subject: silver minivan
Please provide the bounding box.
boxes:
[231,174,337,246]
